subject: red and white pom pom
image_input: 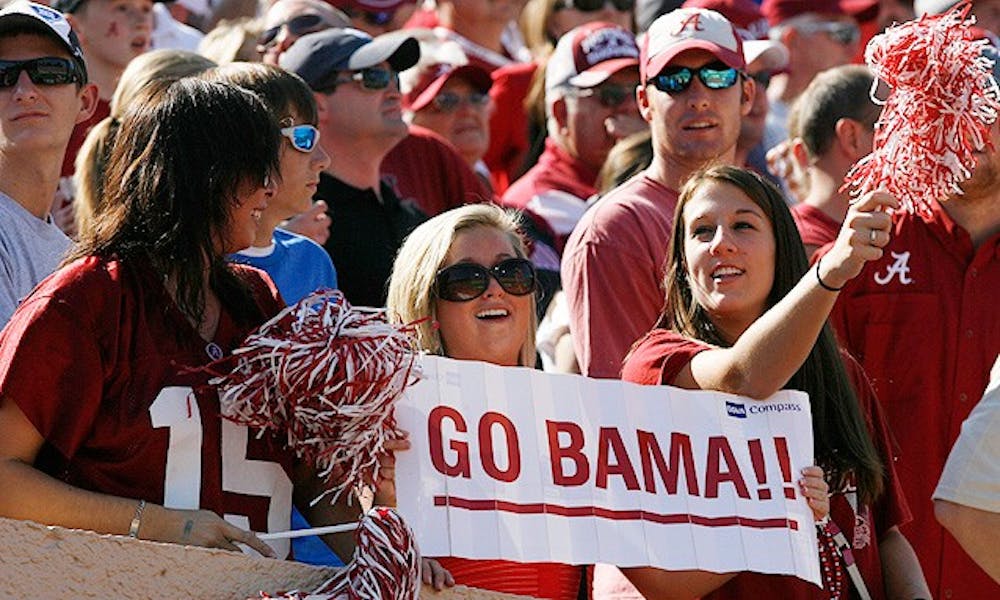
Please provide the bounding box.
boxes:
[258,508,421,600]
[843,1,1000,213]
[210,289,421,504]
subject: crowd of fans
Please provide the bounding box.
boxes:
[0,0,997,598]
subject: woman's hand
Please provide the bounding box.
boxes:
[819,189,899,289]
[799,466,830,522]
[421,557,455,591]
[372,435,411,507]
[142,504,276,557]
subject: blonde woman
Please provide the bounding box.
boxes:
[389,205,588,597]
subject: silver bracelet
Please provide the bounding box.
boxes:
[128,499,146,539]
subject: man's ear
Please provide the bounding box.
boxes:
[76,82,99,125]
[637,83,653,123]
[740,76,755,117]
[834,117,865,159]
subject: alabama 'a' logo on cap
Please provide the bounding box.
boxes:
[673,11,705,35]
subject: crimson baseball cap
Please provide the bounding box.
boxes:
[641,8,745,83]
[760,0,879,26]
[279,27,420,91]
[682,0,788,72]
[546,22,640,93]
[404,63,492,112]
[0,0,88,83]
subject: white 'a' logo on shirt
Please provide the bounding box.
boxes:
[874,251,914,285]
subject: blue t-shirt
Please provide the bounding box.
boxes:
[230,228,337,304]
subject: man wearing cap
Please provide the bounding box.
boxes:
[760,0,876,153]
[0,0,97,324]
[502,22,643,259]
[681,0,789,182]
[561,7,754,379]
[280,28,428,308]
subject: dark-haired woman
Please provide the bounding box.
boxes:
[0,78,366,561]
[616,166,929,599]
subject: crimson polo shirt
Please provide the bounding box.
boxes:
[828,200,1000,599]
[501,138,600,255]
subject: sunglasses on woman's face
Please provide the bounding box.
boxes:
[432,90,490,112]
[280,124,320,152]
[0,57,82,87]
[555,0,634,12]
[257,13,324,49]
[435,257,537,302]
[648,62,740,95]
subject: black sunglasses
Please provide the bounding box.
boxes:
[257,14,324,48]
[556,0,634,12]
[749,71,771,89]
[0,57,82,88]
[649,61,740,94]
[572,82,637,108]
[435,258,537,302]
[327,67,399,92]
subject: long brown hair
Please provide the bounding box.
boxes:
[658,165,884,503]
[67,78,282,329]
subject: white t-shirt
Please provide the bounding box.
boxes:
[0,192,72,325]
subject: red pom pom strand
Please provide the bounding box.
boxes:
[210,289,422,506]
[843,1,1000,213]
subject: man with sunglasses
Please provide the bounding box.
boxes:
[759,0,876,155]
[562,8,754,381]
[257,0,350,66]
[0,0,97,325]
[502,22,642,261]
[281,27,428,308]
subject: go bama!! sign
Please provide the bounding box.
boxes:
[395,356,821,585]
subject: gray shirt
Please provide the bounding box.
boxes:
[0,192,72,325]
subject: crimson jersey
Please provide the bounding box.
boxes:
[623,330,911,600]
[0,256,295,557]
[828,201,1000,598]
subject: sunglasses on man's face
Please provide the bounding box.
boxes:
[432,90,490,113]
[332,67,400,92]
[257,13,325,49]
[572,82,637,109]
[281,124,320,153]
[555,0,634,12]
[648,62,740,95]
[434,257,537,302]
[0,57,82,88]
[796,20,860,46]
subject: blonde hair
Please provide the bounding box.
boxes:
[387,204,537,366]
[74,50,216,236]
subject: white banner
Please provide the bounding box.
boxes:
[395,356,820,585]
